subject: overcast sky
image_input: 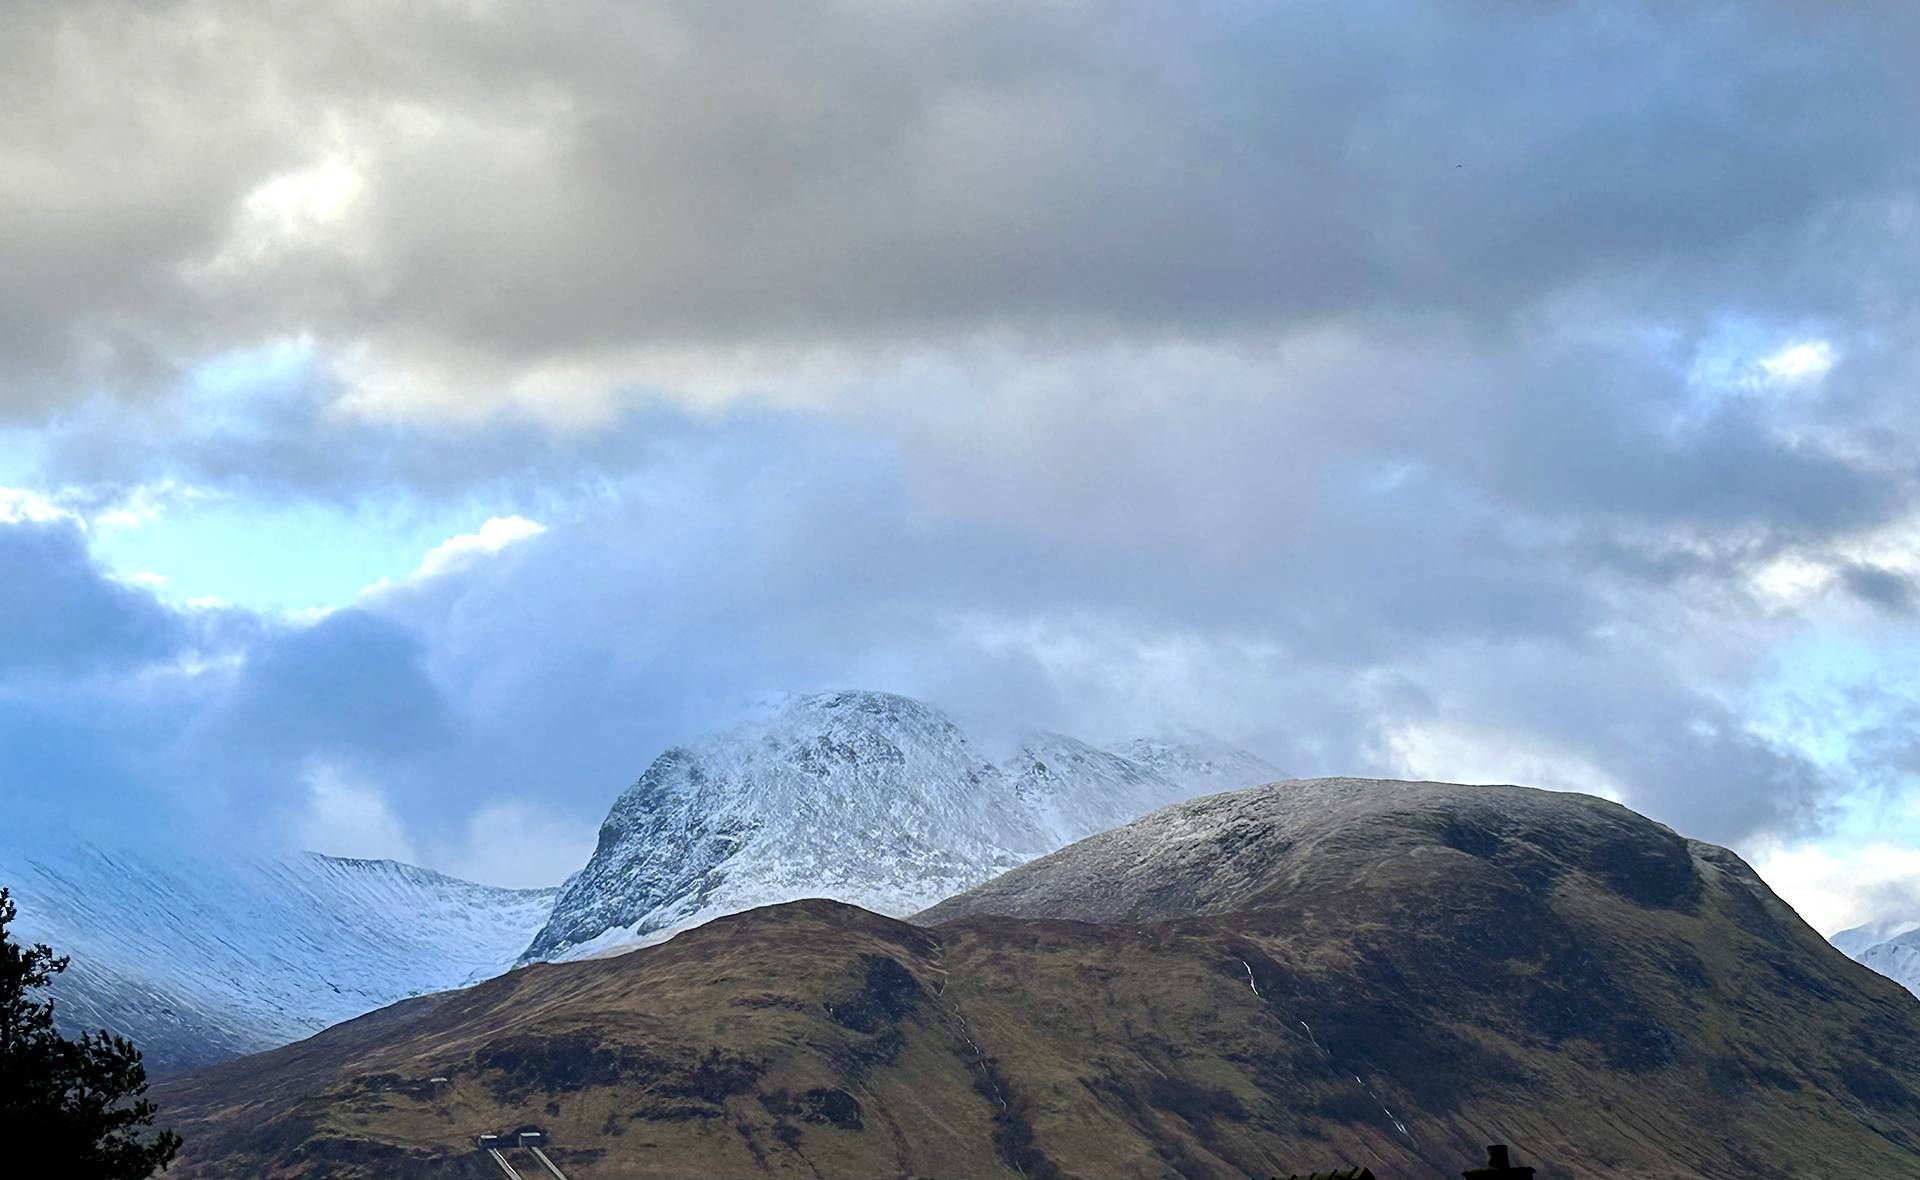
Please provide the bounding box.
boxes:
[5,0,1920,930]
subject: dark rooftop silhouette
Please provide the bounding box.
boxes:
[1463,1144,1536,1179]
[1275,1142,1539,1180]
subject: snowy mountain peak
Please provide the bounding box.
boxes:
[523,690,1045,962]
[523,690,1279,962]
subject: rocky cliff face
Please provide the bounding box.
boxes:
[522,690,1279,961]
[159,779,1920,1180]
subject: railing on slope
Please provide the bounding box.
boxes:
[476,1129,569,1179]
[525,1143,570,1179]
[484,1146,524,1179]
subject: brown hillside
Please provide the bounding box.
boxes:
[155,780,1920,1179]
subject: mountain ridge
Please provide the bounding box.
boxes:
[0,840,557,1075]
[155,777,1920,1179]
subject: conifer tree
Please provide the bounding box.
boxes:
[0,887,180,1176]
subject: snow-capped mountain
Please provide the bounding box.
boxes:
[522,692,1049,961]
[523,690,1280,962]
[1004,731,1193,848]
[1834,920,1920,998]
[0,841,557,1075]
[1111,736,1290,797]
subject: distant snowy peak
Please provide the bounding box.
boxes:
[1835,921,1920,997]
[1003,731,1191,847]
[524,690,1279,963]
[0,841,556,1075]
[1109,736,1284,796]
[1832,918,1920,960]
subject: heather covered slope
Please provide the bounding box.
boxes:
[921,776,1728,925]
[158,780,1920,1179]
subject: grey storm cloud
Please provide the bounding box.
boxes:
[1,0,1916,412]
[1839,563,1920,617]
[211,609,456,761]
[0,521,188,675]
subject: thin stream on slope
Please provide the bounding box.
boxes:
[926,957,1029,1180]
[1236,957,1418,1151]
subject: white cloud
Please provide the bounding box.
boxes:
[1759,339,1837,385]
[1748,553,1837,608]
[414,515,546,580]
[0,485,80,525]
[1750,839,1920,936]
[90,480,215,530]
[1384,720,1629,803]
[0,480,213,531]
[435,799,596,889]
[291,761,421,864]
[357,515,548,600]
[191,143,368,279]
